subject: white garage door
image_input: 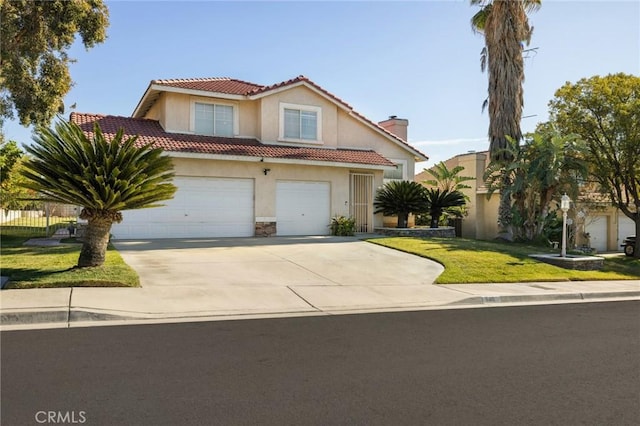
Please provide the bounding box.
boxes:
[276,181,330,236]
[619,215,635,243]
[111,177,254,239]
[585,216,608,252]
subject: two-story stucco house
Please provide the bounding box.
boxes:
[71,75,427,239]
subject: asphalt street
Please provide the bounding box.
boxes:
[2,301,639,425]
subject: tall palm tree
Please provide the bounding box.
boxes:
[471,0,541,240]
[21,118,176,267]
[374,180,427,228]
[424,189,466,228]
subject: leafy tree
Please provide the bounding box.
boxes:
[0,0,109,127]
[424,189,466,229]
[0,138,37,209]
[471,0,541,240]
[0,138,23,182]
[374,180,427,228]
[0,156,37,210]
[548,73,640,257]
[20,118,176,267]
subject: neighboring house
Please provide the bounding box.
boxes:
[71,75,427,239]
[416,151,633,252]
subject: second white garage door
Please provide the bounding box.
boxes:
[276,181,330,236]
[111,177,254,239]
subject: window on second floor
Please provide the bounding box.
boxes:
[279,103,322,143]
[194,102,234,137]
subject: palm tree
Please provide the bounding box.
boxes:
[422,161,475,216]
[374,180,427,228]
[471,0,541,240]
[424,189,466,228]
[422,161,475,194]
[21,118,176,267]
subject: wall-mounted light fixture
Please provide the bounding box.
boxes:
[263,168,271,175]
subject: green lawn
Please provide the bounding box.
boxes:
[368,237,640,284]
[1,236,139,289]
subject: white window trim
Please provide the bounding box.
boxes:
[278,102,323,145]
[190,99,239,136]
[383,159,408,183]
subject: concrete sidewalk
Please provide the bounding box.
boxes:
[2,279,639,331]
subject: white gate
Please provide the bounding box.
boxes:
[350,173,374,233]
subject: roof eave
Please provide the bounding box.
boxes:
[247,81,352,113]
[133,84,247,118]
[166,151,394,170]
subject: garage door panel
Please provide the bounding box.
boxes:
[585,216,607,252]
[277,181,330,236]
[619,215,635,240]
[111,177,254,239]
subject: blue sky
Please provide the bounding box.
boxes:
[4,0,639,172]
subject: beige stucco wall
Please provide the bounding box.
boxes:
[149,86,418,174]
[145,93,166,125]
[258,85,339,146]
[171,157,385,228]
[431,151,499,239]
[337,109,417,177]
[161,93,190,133]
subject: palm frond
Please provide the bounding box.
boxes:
[20,117,177,213]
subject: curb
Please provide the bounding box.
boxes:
[2,292,639,328]
[451,291,640,306]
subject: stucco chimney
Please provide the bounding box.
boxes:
[378,115,408,141]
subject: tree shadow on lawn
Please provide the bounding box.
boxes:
[406,237,552,258]
[2,266,78,282]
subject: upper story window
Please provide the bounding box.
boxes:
[279,102,322,143]
[383,160,407,183]
[194,102,234,137]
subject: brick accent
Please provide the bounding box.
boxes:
[255,221,277,237]
[529,254,604,270]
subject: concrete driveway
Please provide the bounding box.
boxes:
[113,236,445,288]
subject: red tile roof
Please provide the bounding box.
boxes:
[70,113,396,167]
[152,77,262,95]
[143,75,428,160]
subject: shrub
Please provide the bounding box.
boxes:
[329,215,356,236]
[374,181,427,228]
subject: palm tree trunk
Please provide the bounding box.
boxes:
[430,215,440,229]
[397,212,409,228]
[78,216,113,267]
